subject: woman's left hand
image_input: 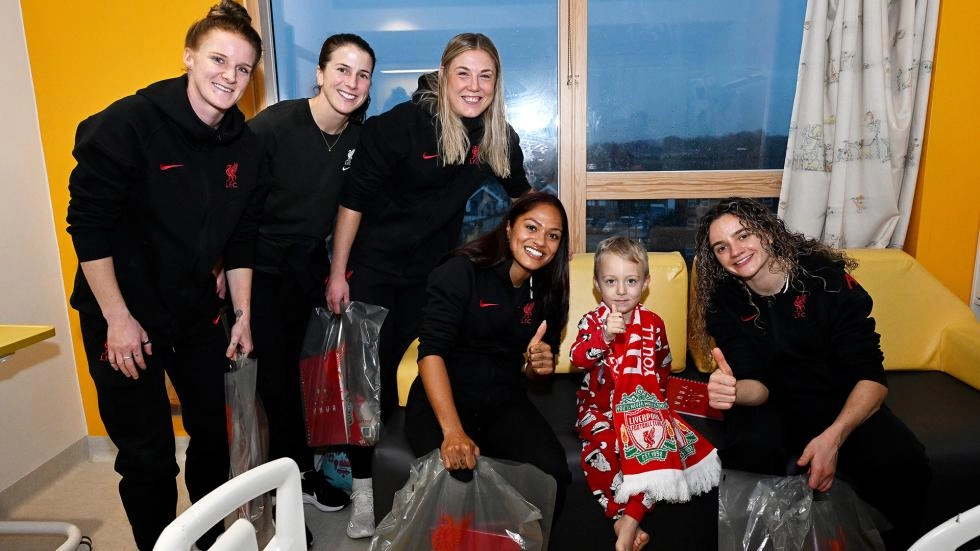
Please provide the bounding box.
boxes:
[525,321,554,378]
[226,310,253,359]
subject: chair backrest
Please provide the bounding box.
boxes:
[908,503,980,551]
[153,458,305,551]
[395,252,690,404]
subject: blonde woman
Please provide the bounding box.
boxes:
[325,32,530,538]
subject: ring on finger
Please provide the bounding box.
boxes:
[122,355,133,360]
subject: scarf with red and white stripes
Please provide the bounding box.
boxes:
[604,305,721,503]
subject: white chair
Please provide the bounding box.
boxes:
[0,521,86,550]
[908,503,980,551]
[153,457,305,551]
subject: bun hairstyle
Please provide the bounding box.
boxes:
[185,0,263,65]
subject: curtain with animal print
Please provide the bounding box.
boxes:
[778,0,939,248]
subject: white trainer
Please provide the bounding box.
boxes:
[346,478,375,539]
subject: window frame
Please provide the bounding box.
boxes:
[249,0,785,254]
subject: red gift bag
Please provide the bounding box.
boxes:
[299,303,387,447]
[299,345,349,446]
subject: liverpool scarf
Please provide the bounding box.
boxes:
[604,305,721,504]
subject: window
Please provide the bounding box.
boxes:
[257,0,803,255]
[263,0,558,241]
[580,0,804,260]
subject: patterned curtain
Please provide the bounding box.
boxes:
[778,0,939,248]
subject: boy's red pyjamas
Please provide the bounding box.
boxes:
[570,304,720,523]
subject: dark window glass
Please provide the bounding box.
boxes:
[586,198,779,262]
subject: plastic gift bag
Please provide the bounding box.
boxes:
[370,450,545,551]
[224,351,270,526]
[718,469,887,551]
[299,302,387,447]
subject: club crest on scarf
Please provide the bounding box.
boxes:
[617,386,676,464]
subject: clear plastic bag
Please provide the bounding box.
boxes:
[718,469,887,551]
[299,302,387,447]
[224,352,270,525]
[370,451,545,551]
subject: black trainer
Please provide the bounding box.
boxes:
[301,469,349,512]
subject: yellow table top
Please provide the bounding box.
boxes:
[0,325,56,358]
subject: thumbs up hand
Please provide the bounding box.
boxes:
[525,321,554,378]
[601,303,626,343]
[707,347,737,410]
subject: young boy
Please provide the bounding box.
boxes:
[570,237,720,551]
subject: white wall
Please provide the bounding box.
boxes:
[0,3,87,492]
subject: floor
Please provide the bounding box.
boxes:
[1,456,370,551]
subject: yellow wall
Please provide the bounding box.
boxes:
[21,1,261,435]
[907,1,980,303]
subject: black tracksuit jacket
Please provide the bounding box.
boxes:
[67,75,267,338]
[705,253,887,438]
[413,256,562,402]
[248,98,361,288]
[339,76,530,279]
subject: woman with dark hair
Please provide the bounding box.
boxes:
[693,197,930,550]
[246,33,375,545]
[66,2,264,548]
[324,32,530,537]
[405,191,572,522]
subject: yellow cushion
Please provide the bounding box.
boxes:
[687,259,716,373]
[396,251,690,405]
[940,323,980,391]
[847,248,977,371]
[397,338,420,406]
[557,252,688,374]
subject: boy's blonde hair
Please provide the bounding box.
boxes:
[593,236,649,280]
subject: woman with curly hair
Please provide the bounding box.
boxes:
[693,198,930,550]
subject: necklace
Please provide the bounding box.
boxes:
[758,274,789,296]
[319,124,346,152]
